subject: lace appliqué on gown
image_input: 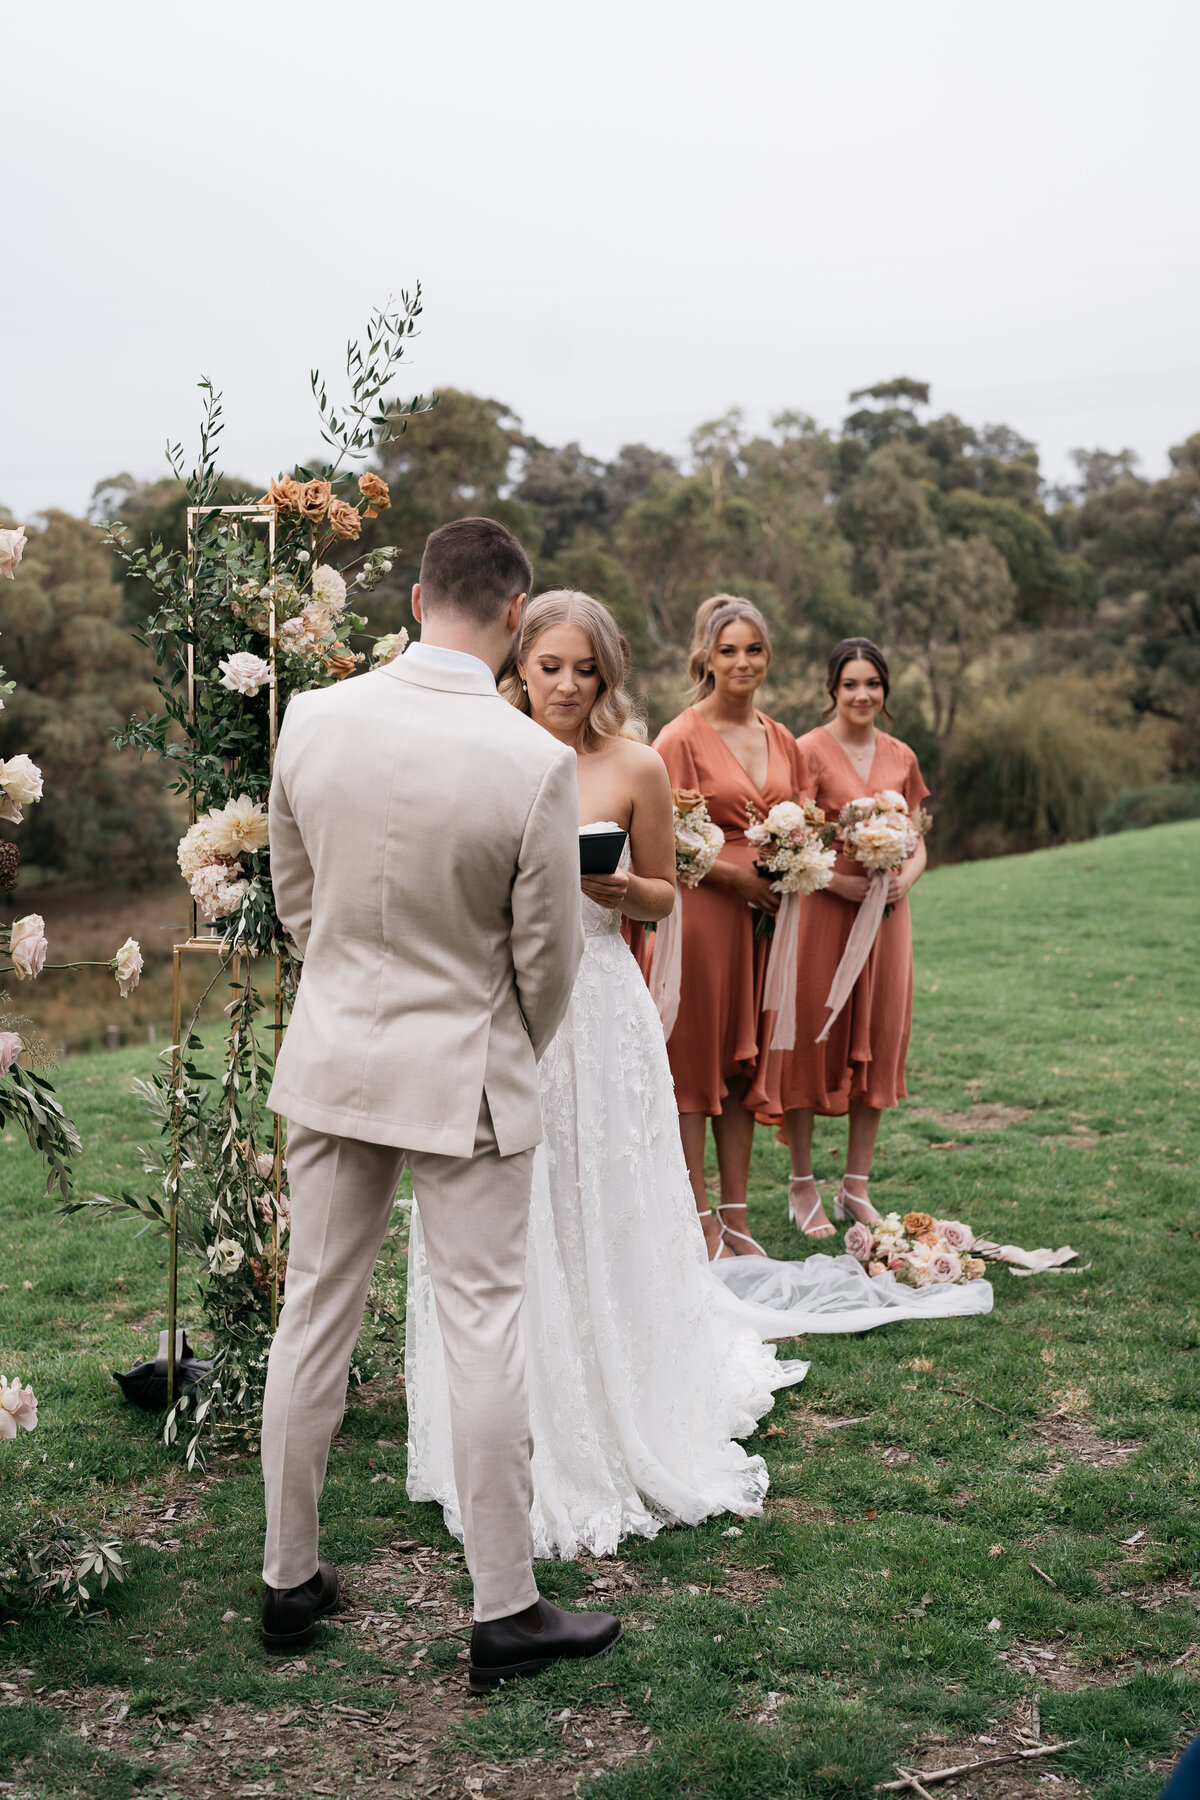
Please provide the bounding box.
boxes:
[404,832,806,1559]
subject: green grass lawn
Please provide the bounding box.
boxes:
[2,822,1198,1800]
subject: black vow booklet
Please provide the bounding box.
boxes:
[579,828,628,875]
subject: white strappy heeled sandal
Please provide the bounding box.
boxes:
[832,1173,883,1227]
[716,1203,768,1257]
[787,1175,835,1239]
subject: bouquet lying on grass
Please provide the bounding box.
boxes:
[748,800,837,1050]
[845,1210,987,1287]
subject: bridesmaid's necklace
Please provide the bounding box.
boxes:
[838,728,876,776]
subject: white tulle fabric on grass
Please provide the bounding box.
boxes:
[405,834,807,1560]
[710,1251,993,1335]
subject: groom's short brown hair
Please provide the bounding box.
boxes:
[419,517,533,625]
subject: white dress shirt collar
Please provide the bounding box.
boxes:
[403,640,497,688]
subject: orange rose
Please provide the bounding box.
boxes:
[326,498,363,541]
[297,479,332,522]
[672,789,704,812]
[904,1211,935,1238]
[323,651,358,680]
[261,476,302,513]
[358,472,391,517]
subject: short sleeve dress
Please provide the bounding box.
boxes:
[652,707,811,1116]
[748,727,929,1118]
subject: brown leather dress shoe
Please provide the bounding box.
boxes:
[469,1597,621,1695]
[260,1561,339,1654]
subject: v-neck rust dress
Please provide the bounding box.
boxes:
[749,727,929,1118]
[651,707,812,1116]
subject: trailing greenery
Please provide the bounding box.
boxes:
[2,824,1197,1797]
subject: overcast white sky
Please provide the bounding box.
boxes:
[4,0,1198,520]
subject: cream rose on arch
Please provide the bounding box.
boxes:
[311,565,347,613]
[112,937,144,998]
[9,914,48,980]
[218,652,272,696]
[0,753,45,822]
[0,527,27,580]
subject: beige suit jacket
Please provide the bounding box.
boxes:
[267,653,583,1158]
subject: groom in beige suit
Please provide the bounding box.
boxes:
[260,517,619,1692]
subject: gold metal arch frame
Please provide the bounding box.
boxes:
[167,504,285,1403]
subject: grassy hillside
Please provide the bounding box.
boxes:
[1,823,1198,1799]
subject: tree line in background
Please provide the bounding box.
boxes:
[2,377,1198,888]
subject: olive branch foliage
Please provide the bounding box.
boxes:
[70,296,434,1463]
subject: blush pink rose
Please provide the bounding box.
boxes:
[936,1219,975,1253]
[0,1031,22,1073]
[844,1221,873,1262]
[929,1249,963,1284]
[9,914,48,980]
[867,1259,886,1279]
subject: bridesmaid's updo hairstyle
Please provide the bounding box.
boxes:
[502,590,647,748]
[687,594,773,701]
[823,637,893,722]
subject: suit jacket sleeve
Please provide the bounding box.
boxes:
[511,745,584,1060]
[268,717,315,958]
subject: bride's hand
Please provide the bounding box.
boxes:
[581,870,629,910]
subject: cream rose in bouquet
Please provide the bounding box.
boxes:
[672,789,725,888]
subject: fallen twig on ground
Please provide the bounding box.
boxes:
[1029,1561,1057,1587]
[877,1739,1079,1790]
[938,1384,1010,1416]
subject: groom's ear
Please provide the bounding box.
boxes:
[411,583,424,625]
[506,592,527,635]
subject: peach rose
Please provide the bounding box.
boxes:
[964,1256,987,1281]
[0,1031,22,1074]
[867,1259,886,1279]
[323,652,358,680]
[261,476,302,513]
[904,1211,934,1238]
[326,498,363,541]
[9,914,48,980]
[358,472,391,515]
[297,480,332,522]
[672,789,704,812]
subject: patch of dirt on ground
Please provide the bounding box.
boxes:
[906,1103,1035,1133]
[1031,1412,1144,1470]
[891,1701,1090,1798]
[764,1494,837,1528]
[0,1666,653,1798]
[1039,1127,1103,1151]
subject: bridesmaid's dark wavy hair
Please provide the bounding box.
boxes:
[822,638,893,722]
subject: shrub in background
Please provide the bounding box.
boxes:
[1099,782,1200,834]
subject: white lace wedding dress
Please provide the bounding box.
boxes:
[404,833,807,1559]
[404,832,992,1560]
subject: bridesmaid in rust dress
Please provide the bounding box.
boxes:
[652,596,810,1260]
[749,639,928,1237]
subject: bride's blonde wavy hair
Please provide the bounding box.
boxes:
[502,590,646,748]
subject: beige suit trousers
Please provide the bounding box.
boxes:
[260,1103,538,1622]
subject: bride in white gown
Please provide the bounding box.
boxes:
[404,591,990,1560]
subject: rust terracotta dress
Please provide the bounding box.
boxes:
[749,726,929,1118]
[652,708,811,1116]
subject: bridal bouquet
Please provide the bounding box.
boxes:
[747,801,836,1051]
[673,789,724,887]
[844,1210,986,1287]
[838,789,929,875]
[816,790,931,1044]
